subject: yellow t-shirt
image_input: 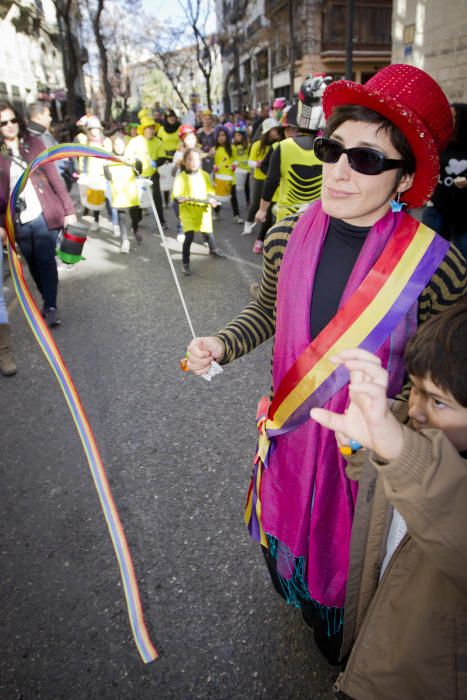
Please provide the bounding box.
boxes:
[125,135,165,178]
[214,145,236,184]
[233,143,249,170]
[172,170,215,233]
[158,126,181,156]
[107,162,140,209]
[249,140,270,181]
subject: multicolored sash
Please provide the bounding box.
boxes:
[5,144,157,662]
[245,203,450,609]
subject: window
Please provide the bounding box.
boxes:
[256,49,268,81]
[322,0,391,49]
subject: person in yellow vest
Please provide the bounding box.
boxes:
[255,97,323,231]
[158,109,181,158]
[242,118,280,235]
[104,132,142,252]
[232,126,250,209]
[78,116,112,231]
[214,125,243,224]
[125,116,167,228]
[172,148,225,275]
[137,108,157,133]
[158,109,181,207]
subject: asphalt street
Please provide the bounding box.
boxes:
[1,194,338,700]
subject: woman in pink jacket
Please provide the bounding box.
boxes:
[0,102,76,327]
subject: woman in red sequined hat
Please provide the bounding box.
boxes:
[184,65,466,667]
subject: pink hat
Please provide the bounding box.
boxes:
[322,64,453,208]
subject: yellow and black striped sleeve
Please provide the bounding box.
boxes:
[418,242,466,322]
[216,214,299,362]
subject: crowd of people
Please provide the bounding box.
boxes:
[1,63,467,700]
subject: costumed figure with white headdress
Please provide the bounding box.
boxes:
[252,75,332,254]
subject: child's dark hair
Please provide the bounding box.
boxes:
[405,299,467,407]
[259,129,277,154]
[181,147,201,172]
[325,105,416,186]
[215,125,232,157]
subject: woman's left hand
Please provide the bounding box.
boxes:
[64,214,77,226]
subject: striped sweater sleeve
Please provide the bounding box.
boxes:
[216,215,298,362]
[417,242,466,322]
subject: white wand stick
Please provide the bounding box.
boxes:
[143,179,223,382]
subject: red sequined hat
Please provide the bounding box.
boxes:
[322,64,453,208]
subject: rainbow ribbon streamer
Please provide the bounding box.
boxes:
[5,143,158,663]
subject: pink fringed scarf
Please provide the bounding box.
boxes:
[260,202,417,609]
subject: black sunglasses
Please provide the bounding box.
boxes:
[314,137,405,176]
[0,118,18,127]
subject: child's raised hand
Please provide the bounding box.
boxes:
[310,348,404,461]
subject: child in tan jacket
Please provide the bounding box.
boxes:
[311,301,467,700]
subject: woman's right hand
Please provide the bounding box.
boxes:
[0,227,7,244]
[186,336,225,375]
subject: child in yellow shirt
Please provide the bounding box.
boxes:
[214,125,243,224]
[172,149,226,275]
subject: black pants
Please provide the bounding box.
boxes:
[262,546,344,666]
[151,172,165,224]
[244,173,250,207]
[230,185,240,217]
[182,230,215,265]
[116,207,142,241]
[247,178,273,240]
[247,177,263,222]
[83,207,99,222]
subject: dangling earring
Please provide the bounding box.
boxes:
[390,192,405,213]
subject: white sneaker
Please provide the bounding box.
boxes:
[113,224,120,238]
[234,215,244,224]
[120,239,130,253]
[89,220,99,232]
[241,221,255,236]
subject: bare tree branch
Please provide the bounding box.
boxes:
[177,0,215,110]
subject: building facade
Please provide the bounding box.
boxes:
[0,0,87,118]
[217,0,392,110]
[392,0,467,102]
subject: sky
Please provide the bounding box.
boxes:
[142,0,216,32]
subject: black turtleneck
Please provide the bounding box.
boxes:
[310,217,371,338]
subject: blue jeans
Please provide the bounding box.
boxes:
[15,214,59,309]
[0,249,8,324]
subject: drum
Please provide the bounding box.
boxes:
[158,163,174,193]
[78,176,106,211]
[235,167,248,191]
[214,173,232,201]
[57,222,88,264]
[136,177,153,208]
